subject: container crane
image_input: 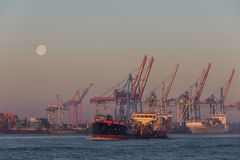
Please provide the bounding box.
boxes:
[51,84,93,126]
[178,63,211,125]
[145,64,179,113]
[139,57,154,100]
[206,69,235,115]
[160,64,179,114]
[131,55,147,99]
[68,97,77,126]
[56,95,75,126]
[190,63,211,121]
[46,102,59,126]
[47,95,68,127]
[73,83,93,124]
[66,83,93,126]
[90,55,154,120]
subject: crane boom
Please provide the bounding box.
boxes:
[75,83,93,105]
[191,69,206,105]
[139,57,154,99]
[90,55,153,105]
[162,64,179,101]
[223,69,235,101]
[57,94,69,109]
[198,63,211,99]
[191,63,211,104]
[131,55,147,98]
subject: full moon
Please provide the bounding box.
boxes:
[36,45,47,56]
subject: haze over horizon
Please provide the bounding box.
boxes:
[0,1,240,122]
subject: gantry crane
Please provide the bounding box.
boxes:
[48,84,93,127]
[46,102,59,126]
[206,69,235,115]
[73,83,93,124]
[47,95,68,127]
[160,64,179,114]
[190,63,211,121]
[178,63,211,125]
[145,64,179,114]
[90,55,154,120]
[65,83,93,126]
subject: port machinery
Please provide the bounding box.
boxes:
[205,69,235,115]
[90,55,172,138]
[66,83,93,125]
[90,55,185,138]
[176,63,236,132]
[177,63,211,126]
[46,97,66,126]
[142,64,179,132]
[47,83,93,127]
[145,64,179,114]
[185,69,235,134]
[90,55,154,120]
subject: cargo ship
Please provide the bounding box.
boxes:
[186,114,229,134]
[92,112,172,139]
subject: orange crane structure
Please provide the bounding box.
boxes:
[90,55,154,120]
[178,63,211,125]
[159,64,179,114]
[206,69,235,115]
[47,84,93,127]
[66,83,93,126]
[73,83,93,124]
[145,64,179,114]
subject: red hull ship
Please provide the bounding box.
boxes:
[92,113,171,139]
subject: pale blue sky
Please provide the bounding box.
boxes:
[0,1,240,121]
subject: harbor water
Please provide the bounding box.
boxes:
[0,134,239,160]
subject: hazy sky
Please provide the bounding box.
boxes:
[0,1,240,121]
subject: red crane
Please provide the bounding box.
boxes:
[223,69,235,102]
[178,63,211,123]
[68,97,77,126]
[191,63,211,121]
[191,63,211,105]
[139,57,154,99]
[160,64,179,113]
[131,55,147,99]
[73,83,93,124]
[206,69,235,115]
[90,55,154,119]
[90,55,153,104]
[56,84,93,126]
[145,64,179,113]
[198,63,211,100]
